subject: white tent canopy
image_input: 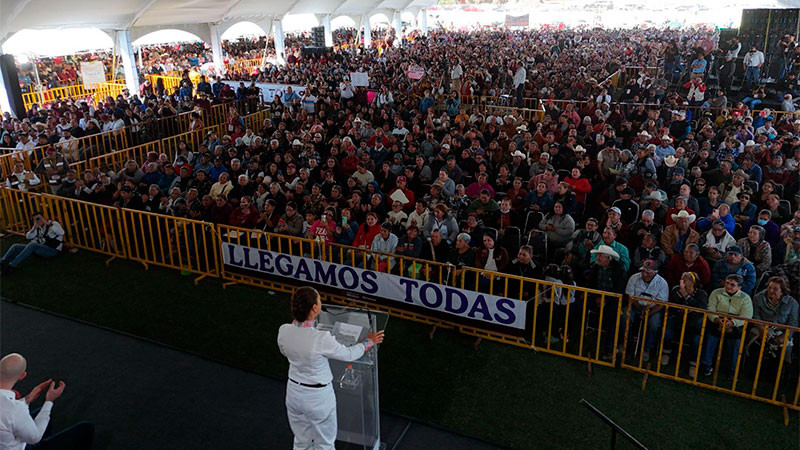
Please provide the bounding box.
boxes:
[0,0,435,42]
[0,0,433,113]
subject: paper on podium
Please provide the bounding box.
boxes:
[333,322,363,346]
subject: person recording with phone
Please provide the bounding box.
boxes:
[0,212,65,275]
[278,287,385,450]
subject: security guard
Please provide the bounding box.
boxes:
[277,287,384,449]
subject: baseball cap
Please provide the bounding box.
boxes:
[726,245,743,255]
[640,259,657,272]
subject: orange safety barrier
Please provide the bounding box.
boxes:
[1,188,798,414]
[0,99,260,180]
[621,296,800,412]
[21,82,128,111]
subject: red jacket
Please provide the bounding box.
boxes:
[664,254,711,288]
[229,205,259,228]
[340,155,359,177]
[353,223,381,249]
[564,176,591,205]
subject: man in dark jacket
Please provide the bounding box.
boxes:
[504,245,541,301]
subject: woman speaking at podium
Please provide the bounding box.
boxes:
[278,286,385,449]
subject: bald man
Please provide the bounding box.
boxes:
[0,353,92,450]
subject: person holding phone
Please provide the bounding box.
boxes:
[278,287,385,450]
[1,211,64,274]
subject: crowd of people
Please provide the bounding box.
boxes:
[13,27,380,94]
[3,26,800,381]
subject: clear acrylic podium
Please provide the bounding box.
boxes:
[317,305,388,450]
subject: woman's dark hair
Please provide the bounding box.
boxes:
[559,265,574,284]
[291,286,319,321]
[543,263,561,279]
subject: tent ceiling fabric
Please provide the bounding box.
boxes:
[0,0,435,41]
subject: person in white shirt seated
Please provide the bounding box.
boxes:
[0,353,94,450]
[5,161,41,192]
[0,212,64,274]
[624,259,670,363]
[277,287,384,450]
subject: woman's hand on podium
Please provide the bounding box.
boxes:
[367,330,385,346]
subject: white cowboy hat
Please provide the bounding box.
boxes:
[671,210,696,223]
[664,155,679,168]
[745,139,756,147]
[516,125,528,132]
[590,244,620,260]
[292,139,302,146]
[661,135,673,142]
[645,190,667,202]
[574,145,586,153]
[510,150,526,158]
[638,131,652,138]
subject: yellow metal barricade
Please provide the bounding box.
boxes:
[4,188,800,415]
[21,82,128,111]
[621,296,800,411]
[87,141,163,174]
[0,188,44,234]
[242,109,270,131]
[459,266,623,363]
[147,75,183,95]
[39,193,127,260]
[122,209,219,279]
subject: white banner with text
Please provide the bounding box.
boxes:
[222,242,528,331]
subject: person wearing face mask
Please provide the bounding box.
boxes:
[744,209,780,248]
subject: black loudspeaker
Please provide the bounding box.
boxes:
[312,26,326,47]
[0,54,25,118]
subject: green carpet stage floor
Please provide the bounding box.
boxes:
[1,236,798,449]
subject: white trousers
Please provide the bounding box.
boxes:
[286,381,337,450]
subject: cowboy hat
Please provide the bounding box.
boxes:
[516,125,528,132]
[661,135,673,142]
[510,150,526,158]
[590,244,620,260]
[737,187,754,199]
[574,145,586,153]
[671,210,696,223]
[664,155,679,168]
[637,130,652,138]
[645,190,667,202]
[732,169,750,180]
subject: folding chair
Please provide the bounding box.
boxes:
[500,226,522,258]
[526,229,548,264]
[524,211,543,235]
[779,199,793,215]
